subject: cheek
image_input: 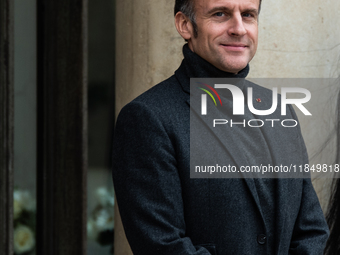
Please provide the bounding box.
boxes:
[244,23,257,36]
[249,27,258,42]
[212,26,228,38]
[204,23,226,36]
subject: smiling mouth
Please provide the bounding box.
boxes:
[221,44,248,51]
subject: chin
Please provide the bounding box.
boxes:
[222,59,248,73]
[221,64,247,73]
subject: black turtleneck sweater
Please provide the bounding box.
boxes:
[179,44,250,80]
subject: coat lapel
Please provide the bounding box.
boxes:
[246,81,306,250]
[187,90,266,225]
[174,53,266,227]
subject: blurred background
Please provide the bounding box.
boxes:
[12,0,115,254]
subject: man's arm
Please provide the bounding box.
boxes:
[288,105,329,254]
[289,178,330,255]
[112,101,212,255]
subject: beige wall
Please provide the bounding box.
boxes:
[251,1,340,78]
[115,1,340,254]
[115,1,183,117]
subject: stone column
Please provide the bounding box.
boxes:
[115,1,340,253]
[115,1,184,117]
[115,3,184,254]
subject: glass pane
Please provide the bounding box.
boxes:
[13,0,37,254]
[87,0,115,254]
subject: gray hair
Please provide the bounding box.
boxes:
[174,0,198,37]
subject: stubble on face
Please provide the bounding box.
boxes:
[188,0,259,73]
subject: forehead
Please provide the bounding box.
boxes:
[193,0,260,12]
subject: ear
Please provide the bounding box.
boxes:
[175,12,194,41]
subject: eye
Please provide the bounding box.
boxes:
[214,12,225,17]
[242,13,255,18]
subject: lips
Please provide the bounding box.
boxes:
[221,44,248,51]
[222,43,247,47]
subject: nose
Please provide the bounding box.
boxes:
[227,14,247,37]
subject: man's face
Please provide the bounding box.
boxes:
[188,0,259,73]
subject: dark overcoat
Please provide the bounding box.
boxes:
[112,45,329,255]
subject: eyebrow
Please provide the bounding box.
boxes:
[206,6,259,16]
[243,8,259,15]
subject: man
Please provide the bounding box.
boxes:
[112,0,329,254]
